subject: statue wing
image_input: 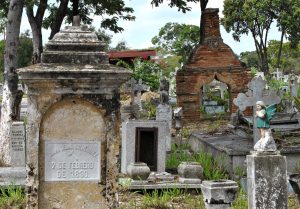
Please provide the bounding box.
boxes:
[266,104,277,121]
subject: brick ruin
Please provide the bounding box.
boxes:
[176,8,251,123]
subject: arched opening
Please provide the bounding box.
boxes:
[201,79,230,117]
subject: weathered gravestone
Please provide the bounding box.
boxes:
[121,78,148,120]
[10,121,26,167]
[289,71,298,97]
[233,77,281,144]
[156,77,172,151]
[156,104,172,151]
[247,151,287,209]
[17,17,131,209]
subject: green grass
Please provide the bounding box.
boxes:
[232,189,248,209]
[166,143,229,180]
[141,189,171,209]
[194,152,229,180]
[166,151,193,170]
[0,184,25,209]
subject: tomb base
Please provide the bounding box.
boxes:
[131,180,148,185]
[178,177,201,184]
[204,203,230,209]
[247,151,288,209]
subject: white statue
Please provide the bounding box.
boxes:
[254,101,277,152]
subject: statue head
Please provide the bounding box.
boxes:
[256,101,265,110]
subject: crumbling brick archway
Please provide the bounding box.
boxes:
[176,8,251,123]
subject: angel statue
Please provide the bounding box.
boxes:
[254,101,277,151]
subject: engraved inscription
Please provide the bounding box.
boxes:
[10,122,26,166]
[45,141,100,181]
[11,124,25,152]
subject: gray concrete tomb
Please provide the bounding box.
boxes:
[121,120,168,174]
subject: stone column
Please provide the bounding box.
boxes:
[247,151,288,209]
[105,112,121,209]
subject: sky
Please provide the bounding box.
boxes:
[17,0,283,55]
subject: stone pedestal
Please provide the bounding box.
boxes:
[247,151,288,209]
[201,180,238,204]
[156,104,172,151]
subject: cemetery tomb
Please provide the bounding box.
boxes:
[121,120,168,174]
[17,18,131,209]
[176,8,251,123]
[135,127,158,171]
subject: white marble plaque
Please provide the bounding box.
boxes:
[10,122,26,166]
[45,141,100,181]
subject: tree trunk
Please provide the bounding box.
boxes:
[26,0,47,63]
[49,0,69,40]
[26,11,43,64]
[72,0,79,17]
[0,0,24,165]
[276,30,285,69]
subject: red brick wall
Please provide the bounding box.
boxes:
[176,8,251,123]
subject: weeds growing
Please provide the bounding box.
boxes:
[194,152,229,180]
[0,183,25,209]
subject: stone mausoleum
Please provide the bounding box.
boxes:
[18,18,130,209]
[176,8,251,123]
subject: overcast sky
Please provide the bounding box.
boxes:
[18,0,282,55]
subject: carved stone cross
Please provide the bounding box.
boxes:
[233,77,281,144]
[123,78,148,118]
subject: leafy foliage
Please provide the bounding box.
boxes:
[113,40,129,51]
[151,0,208,12]
[42,0,135,35]
[240,51,259,69]
[152,22,200,63]
[268,40,300,73]
[93,28,112,51]
[0,0,9,33]
[17,31,33,68]
[131,59,161,91]
[0,31,33,82]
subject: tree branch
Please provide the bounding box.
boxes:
[49,0,69,40]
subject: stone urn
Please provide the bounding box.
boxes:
[177,162,203,184]
[127,162,150,180]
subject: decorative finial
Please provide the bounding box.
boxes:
[73,16,80,26]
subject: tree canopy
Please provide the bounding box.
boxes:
[151,0,208,12]
[222,0,300,75]
[151,22,200,63]
[240,40,300,74]
[0,0,136,62]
